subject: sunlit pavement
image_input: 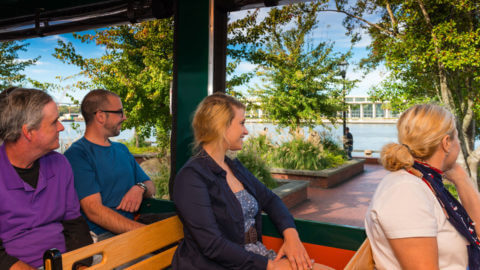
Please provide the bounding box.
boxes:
[290,163,388,228]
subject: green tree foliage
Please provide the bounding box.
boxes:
[333,0,480,184]
[53,19,173,150]
[0,41,38,88]
[228,2,354,132]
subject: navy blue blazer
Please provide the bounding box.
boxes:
[172,150,295,269]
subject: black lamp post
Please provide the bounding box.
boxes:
[339,61,348,136]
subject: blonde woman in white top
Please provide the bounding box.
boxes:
[365,104,480,269]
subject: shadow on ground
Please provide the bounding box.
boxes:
[290,164,388,227]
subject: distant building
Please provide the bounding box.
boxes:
[342,97,400,123]
[245,96,400,123]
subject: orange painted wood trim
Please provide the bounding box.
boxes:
[263,236,356,270]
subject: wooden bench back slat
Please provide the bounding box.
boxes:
[343,238,374,270]
[59,215,183,269]
[44,258,53,270]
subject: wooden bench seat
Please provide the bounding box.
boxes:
[43,215,183,270]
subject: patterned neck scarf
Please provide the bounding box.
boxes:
[411,161,480,269]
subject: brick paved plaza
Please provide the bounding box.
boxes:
[290,163,388,228]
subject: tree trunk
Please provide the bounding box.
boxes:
[437,65,479,189]
[461,105,478,189]
[424,0,479,188]
[135,129,140,148]
[467,149,480,190]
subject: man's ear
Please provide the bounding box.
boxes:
[22,124,32,141]
[94,111,106,124]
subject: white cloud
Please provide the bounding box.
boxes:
[231,76,263,95]
[348,66,389,96]
[228,10,248,22]
[41,34,67,43]
[15,58,33,63]
[30,69,50,74]
[229,6,272,23]
[14,58,49,65]
[35,60,48,65]
[352,34,372,48]
[236,62,258,73]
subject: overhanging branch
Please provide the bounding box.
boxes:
[322,9,398,37]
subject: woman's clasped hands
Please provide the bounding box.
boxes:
[267,228,336,270]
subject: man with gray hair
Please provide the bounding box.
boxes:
[65,89,155,241]
[0,87,92,270]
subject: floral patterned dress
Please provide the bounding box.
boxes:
[235,189,277,260]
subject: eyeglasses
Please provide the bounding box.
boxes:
[95,109,124,117]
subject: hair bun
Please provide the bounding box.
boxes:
[380,143,414,171]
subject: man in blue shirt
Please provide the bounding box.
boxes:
[65,89,155,239]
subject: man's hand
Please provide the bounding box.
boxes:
[81,193,144,234]
[116,185,144,212]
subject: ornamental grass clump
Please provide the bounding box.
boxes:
[149,157,170,199]
[139,153,170,199]
[236,134,277,189]
[318,131,345,157]
[273,137,323,170]
[236,147,277,189]
[240,134,275,164]
[272,134,345,171]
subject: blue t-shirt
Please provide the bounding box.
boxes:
[64,137,149,234]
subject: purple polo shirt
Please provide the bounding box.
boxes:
[0,144,82,267]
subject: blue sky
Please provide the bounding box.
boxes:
[17,5,386,103]
[17,31,105,103]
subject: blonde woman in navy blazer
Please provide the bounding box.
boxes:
[173,93,319,270]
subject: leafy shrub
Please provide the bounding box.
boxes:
[140,155,170,199]
[123,139,161,155]
[444,182,459,200]
[319,151,345,168]
[150,167,170,200]
[139,131,346,198]
[236,148,277,189]
[272,135,345,171]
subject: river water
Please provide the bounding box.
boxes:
[59,122,398,156]
[58,122,135,152]
[246,122,398,157]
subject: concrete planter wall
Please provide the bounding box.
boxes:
[133,153,158,164]
[270,159,365,188]
[272,179,309,209]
